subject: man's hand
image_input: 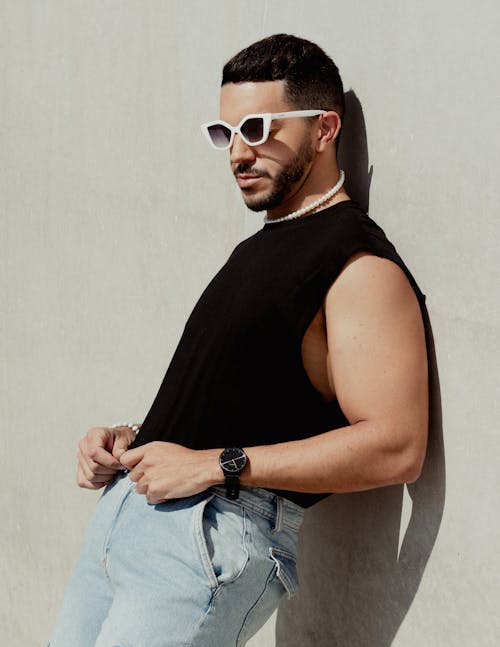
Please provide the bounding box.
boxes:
[77,426,137,490]
[120,441,223,504]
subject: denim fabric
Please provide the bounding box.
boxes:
[48,471,304,647]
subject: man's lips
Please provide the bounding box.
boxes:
[236,174,263,189]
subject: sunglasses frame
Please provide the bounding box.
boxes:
[200,110,326,150]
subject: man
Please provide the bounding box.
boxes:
[49,34,428,646]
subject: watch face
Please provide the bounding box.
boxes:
[220,447,247,474]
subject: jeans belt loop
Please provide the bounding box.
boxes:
[274,496,284,533]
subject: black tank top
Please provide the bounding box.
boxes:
[130,200,426,507]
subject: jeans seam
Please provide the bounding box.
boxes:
[235,561,278,646]
[193,494,219,590]
[101,477,135,580]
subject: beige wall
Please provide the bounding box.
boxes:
[2,1,499,645]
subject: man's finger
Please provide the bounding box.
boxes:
[128,465,145,483]
[112,432,135,460]
[77,452,118,482]
[134,475,148,491]
[120,446,145,469]
[87,445,125,470]
[77,464,106,490]
[78,450,121,475]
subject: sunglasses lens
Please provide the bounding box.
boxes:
[207,123,232,148]
[240,117,265,144]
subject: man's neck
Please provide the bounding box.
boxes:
[265,173,350,223]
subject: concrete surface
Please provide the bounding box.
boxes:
[1,1,499,645]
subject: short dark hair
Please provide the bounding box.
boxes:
[222,34,345,119]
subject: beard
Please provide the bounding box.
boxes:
[236,136,314,213]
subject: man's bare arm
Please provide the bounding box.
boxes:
[240,251,429,493]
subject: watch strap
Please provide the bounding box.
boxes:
[225,474,240,500]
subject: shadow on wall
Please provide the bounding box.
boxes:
[338,90,373,213]
[275,91,446,647]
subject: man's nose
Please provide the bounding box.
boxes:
[230,134,256,166]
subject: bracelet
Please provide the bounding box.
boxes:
[111,422,141,434]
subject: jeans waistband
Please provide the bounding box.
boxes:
[118,470,305,533]
[209,484,305,532]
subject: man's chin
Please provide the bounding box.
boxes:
[243,200,266,213]
[241,190,283,214]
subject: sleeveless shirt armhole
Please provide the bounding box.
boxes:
[290,218,427,350]
[319,226,428,319]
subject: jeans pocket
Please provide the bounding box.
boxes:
[194,494,249,590]
[269,546,299,599]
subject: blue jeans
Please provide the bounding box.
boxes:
[48,471,304,646]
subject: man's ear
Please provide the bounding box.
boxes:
[315,111,342,152]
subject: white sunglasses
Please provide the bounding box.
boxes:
[200,110,326,150]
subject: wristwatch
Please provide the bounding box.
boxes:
[219,447,248,500]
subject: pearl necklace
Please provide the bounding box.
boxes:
[263,170,345,224]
